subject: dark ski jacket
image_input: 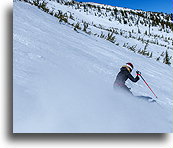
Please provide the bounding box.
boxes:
[114,66,139,88]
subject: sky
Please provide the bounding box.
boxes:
[77,0,172,14]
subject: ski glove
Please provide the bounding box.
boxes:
[136,70,141,76]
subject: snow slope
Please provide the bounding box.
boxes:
[13,1,173,133]
[32,0,173,62]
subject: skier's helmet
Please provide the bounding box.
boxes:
[126,63,133,72]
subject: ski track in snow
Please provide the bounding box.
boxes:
[13,1,173,133]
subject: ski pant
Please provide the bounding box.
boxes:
[113,84,133,95]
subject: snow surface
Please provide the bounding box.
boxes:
[13,1,173,133]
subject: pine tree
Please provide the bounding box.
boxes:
[163,50,171,65]
[156,56,160,61]
[83,22,88,32]
[113,8,118,17]
[74,23,81,32]
[149,52,153,58]
[107,32,116,43]
[142,40,149,55]
[100,32,105,38]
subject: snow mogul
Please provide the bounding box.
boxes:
[113,63,140,94]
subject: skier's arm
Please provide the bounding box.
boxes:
[127,73,139,82]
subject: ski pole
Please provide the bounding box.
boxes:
[137,71,158,99]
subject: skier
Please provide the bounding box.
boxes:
[113,63,140,95]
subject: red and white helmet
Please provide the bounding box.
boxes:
[126,63,133,71]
